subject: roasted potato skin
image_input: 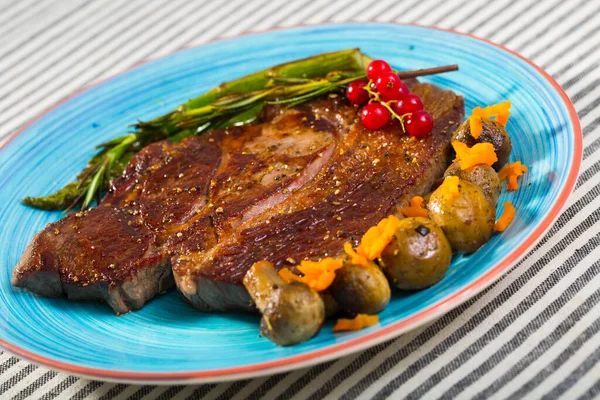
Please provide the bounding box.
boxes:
[444,161,501,206]
[452,118,512,170]
[427,179,495,253]
[330,260,390,315]
[321,292,340,318]
[378,217,452,290]
[243,261,325,346]
[260,282,325,346]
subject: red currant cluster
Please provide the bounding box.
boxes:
[346,59,433,138]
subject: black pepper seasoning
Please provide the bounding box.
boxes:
[415,225,430,237]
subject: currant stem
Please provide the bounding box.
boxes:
[362,80,410,132]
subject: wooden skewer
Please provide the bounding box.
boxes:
[397,64,459,79]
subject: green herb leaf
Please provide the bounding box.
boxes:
[214,102,265,129]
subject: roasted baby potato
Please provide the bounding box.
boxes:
[243,261,325,346]
[378,217,452,290]
[444,161,501,206]
[330,260,391,315]
[452,118,512,170]
[427,179,495,253]
[321,292,340,318]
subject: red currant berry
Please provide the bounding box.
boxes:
[393,94,424,115]
[361,103,390,130]
[405,110,433,138]
[346,80,369,105]
[375,73,409,101]
[366,60,392,81]
[392,81,409,101]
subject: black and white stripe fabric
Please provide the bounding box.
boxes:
[1,0,599,398]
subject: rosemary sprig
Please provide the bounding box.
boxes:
[22,50,458,211]
[23,49,367,210]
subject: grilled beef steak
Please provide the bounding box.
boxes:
[13,80,463,314]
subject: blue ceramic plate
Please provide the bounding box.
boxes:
[0,24,581,383]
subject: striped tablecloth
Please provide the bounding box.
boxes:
[1,0,599,398]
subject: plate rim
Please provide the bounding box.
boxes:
[0,22,582,384]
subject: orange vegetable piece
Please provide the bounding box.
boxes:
[469,115,483,139]
[498,161,528,191]
[495,112,510,125]
[488,101,511,126]
[333,314,379,332]
[439,176,460,202]
[471,106,485,117]
[472,101,511,126]
[410,196,425,207]
[278,267,300,283]
[356,215,402,260]
[452,141,498,170]
[297,258,343,275]
[343,242,370,267]
[400,196,429,218]
[278,268,334,291]
[494,202,516,232]
[468,101,511,139]
[306,270,337,292]
[278,257,343,292]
